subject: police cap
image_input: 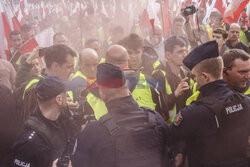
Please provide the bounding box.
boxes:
[97,63,126,88]
[183,40,219,70]
[36,75,69,100]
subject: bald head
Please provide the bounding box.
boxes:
[79,48,99,78]
[230,23,240,30]
[80,48,98,61]
[228,23,240,43]
[106,45,129,69]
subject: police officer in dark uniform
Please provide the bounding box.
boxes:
[72,63,170,167]
[169,41,250,167]
[11,75,75,167]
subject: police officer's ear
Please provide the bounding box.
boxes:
[201,72,210,82]
[55,94,63,105]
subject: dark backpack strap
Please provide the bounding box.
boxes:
[140,107,157,128]
[25,116,65,153]
[99,114,120,136]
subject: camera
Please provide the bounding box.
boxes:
[183,4,197,16]
[61,106,84,137]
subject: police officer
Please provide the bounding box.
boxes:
[11,76,73,167]
[72,63,170,167]
[170,41,250,167]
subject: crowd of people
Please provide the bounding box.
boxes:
[0,0,250,167]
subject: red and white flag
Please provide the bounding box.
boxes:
[147,0,160,32]
[19,27,54,55]
[224,0,250,24]
[0,1,21,60]
[0,3,9,60]
[214,0,228,15]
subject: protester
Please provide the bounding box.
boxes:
[152,36,192,123]
[8,31,22,60]
[144,25,165,60]
[8,31,23,70]
[209,11,224,29]
[239,15,250,46]
[53,32,69,45]
[84,39,102,57]
[106,45,159,111]
[0,1,249,166]
[15,50,42,88]
[69,48,99,124]
[119,33,145,69]
[0,58,16,90]
[21,24,34,43]
[72,63,170,167]
[225,23,249,53]
[22,44,77,123]
[212,28,229,55]
[222,49,250,96]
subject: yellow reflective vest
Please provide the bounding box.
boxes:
[78,72,156,120]
[153,69,195,123]
[22,75,44,99]
[186,84,250,106]
[68,71,87,101]
[131,73,156,110]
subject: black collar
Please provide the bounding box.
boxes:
[105,95,140,113]
[199,80,228,97]
[35,107,61,129]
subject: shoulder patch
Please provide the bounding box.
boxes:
[173,113,183,126]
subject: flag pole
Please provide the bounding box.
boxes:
[159,0,166,38]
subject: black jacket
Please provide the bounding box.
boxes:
[170,80,250,167]
[72,95,170,167]
[152,61,193,119]
[15,62,33,88]
[0,84,18,166]
[11,108,67,167]
[225,40,249,53]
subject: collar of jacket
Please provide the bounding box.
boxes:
[199,80,228,97]
[35,107,61,129]
[105,95,140,113]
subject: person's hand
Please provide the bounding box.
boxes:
[174,77,190,98]
[26,47,42,64]
[52,159,58,167]
[67,97,80,110]
[175,153,183,167]
[180,8,190,23]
